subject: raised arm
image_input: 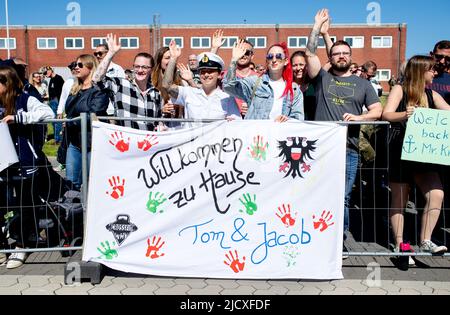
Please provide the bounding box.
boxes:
[320,15,333,58]
[306,9,330,79]
[222,40,252,101]
[161,40,182,100]
[211,29,226,55]
[92,33,121,83]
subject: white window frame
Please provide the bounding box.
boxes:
[375,69,391,82]
[0,38,16,50]
[318,36,337,48]
[91,37,107,49]
[64,37,84,50]
[191,37,211,49]
[246,36,267,49]
[119,37,140,49]
[343,36,365,48]
[221,36,239,49]
[37,37,57,50]
[163,37,184,48]
[287,36,308,49]
[372,36,393,48]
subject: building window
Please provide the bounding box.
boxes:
[344,36,364,48]
[92,37,107,49]
[64,37,84,50]
[191,37,211,49]
[221,36,239,49]
[318,36,336,48]
[246,37,266,49]
[375,69,391,81]
[120,37,139,49]
[372,36,392,48]
[37,38,57,50]
[288,37,308,48]
[163,37,184,48]
[0,38,16,50]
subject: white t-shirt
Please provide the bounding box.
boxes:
[57,78,75,115]
[173,86,241,127]
[269,79,286,120]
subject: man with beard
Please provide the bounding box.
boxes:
[305,9,382,238]
[429,40,450,104]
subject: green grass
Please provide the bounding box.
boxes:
[43,123,58,157]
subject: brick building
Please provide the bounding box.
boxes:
[0,23,406,91]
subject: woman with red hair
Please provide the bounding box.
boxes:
[223,40,304,121]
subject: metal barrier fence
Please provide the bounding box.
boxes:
[1,116,449,261]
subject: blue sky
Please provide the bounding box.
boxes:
[0,0,448,57]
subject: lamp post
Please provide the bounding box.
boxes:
[5,0,10,59]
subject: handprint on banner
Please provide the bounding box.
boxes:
[239,193,258,216]
[146,236,165,259]
[109,131,130,153]
[146,192,167,214]
[313,210,335,232]
[248,135,269,161]
[106,176,125,200]
[97,241,118,260]
[138,134,159,152]
[224,250,246,274]
[276,204,297,228]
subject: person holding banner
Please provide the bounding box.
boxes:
[0,65,54,269]
[222,40,304,122]
[161,41,241,124]
[382,55,450,256]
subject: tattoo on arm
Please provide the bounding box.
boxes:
[306,28,320,56]
[226,61,238,82]
[162,59,179,99]
[92,53,114,83]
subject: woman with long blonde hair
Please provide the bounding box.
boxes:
[382,55,450,261]
[64,54,109,189]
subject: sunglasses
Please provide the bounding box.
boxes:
[244,50,253,57]
[266,53,285,61]
[434,54,450,62]
[74,62,84,69]
[94,51,107,58]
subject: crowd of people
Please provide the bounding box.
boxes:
[0,8,449,269]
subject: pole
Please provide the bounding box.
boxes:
[5,0,11,59]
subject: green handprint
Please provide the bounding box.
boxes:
[248,135,269,161]
[146,192,167,214]
[97,241,118,260]
[239,193,258,216]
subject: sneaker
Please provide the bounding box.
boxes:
[420,240,447,254]
[394,243,415,266]
[6,250,27,269]
[0,253,6,264]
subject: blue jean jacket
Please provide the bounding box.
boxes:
[223,74,304,120]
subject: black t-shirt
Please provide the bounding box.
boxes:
[313,69,380,150]
[48,74,65,101]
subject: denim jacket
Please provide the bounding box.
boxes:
[223,73,304,120]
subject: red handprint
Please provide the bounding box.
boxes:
[106,176,125,200]
[224,250,246,274]
[109,131,130,153]
[276,204,297,228]
[146,236,165,259]
[313,210,335,232]
[138,134,159,152]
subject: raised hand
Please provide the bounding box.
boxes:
[177,63,194,82]
[169,39,182,60]
[212,29,226,50]
[314,8,329,28]
[320,13,331,35]
[231,40,248,62]
[106,33,121,55]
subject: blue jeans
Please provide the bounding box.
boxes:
[49,100,62,143]
[66,144,90,189]
[344,149,359,232]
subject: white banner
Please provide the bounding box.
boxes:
[0,123,19,173]
[83,121,347,280]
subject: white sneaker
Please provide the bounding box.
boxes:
[0,253,6,264]
[420,240,448,254]
[6,250,28,269]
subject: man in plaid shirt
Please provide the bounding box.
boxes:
[93,34,162,131]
